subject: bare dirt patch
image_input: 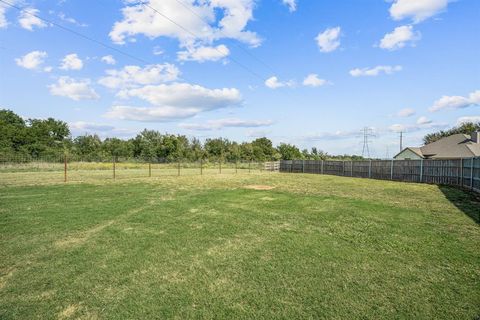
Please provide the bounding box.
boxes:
[55,221,114,249]
[58,304,79,319]
[244,185,275,191]
[0,268,15,290]
[260,196,275,201]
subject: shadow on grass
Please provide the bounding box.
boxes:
[438,185,480,224]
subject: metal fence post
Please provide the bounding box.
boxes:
[302,160,305,173]
[113,156,116,180]
[219,160,222,174]
[470,157,474,189]
[342,161,345,176]
[249,161,251,173]
[419,159,424,183]
[351,161,353,176]
[200,159,203,175]
[321,160,324,175]
[390,159,394,180]
[368,160,372,179]
[178,160,181,176]
[149,162,152,177]
[235,161,238,174]
[460,158,464,187]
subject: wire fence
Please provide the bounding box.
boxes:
[280,158,480,193]
[0,155,279,183]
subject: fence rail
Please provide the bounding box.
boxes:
[280,158,480,193]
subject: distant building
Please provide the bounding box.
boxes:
[394,131,480,160]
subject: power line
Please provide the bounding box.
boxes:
[0,0,150,65]
[171,0,277,75]
[140,1,268,82]
[3,0,270,83]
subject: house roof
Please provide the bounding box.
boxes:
[467,143,480,156]
[408,147,423,157]
[395,133,480,159]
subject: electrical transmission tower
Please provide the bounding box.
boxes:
[360,127,376,158]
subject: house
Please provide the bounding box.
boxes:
[394,131,480,160]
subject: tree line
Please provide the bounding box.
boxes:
[7,108,477,162]
[1,109,369,162]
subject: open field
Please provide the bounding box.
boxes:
[1,172,479,319]
[0,161,266,186]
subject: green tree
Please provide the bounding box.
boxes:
[160,134,189,160]
[73,134,103,160]
[277,143,302,160]
[188,138,205,161]
[132,130,162,160]
[251,137,276,161]
[0,109,28,157]
[27,118,70,158]
[204,138,231,161]
[102,138,132,158]
[239,142,254,161]
[423,122,480,144]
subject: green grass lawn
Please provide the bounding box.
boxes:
[0,172,479,319]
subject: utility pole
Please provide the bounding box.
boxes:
[399,131,403,152]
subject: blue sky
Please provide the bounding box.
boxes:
[1,0,479,157]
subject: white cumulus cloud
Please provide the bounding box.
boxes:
[15,51,47,70]
[303,74,327,87]
[315,27,341,53]
[350,65,402,77]
[397,108,416,117]
[265,76,294,89]
[282,0,297,12]
[379,25,420,50]
[105,106,203,121]
[0,0,19,28]
[105,83,242,121]
[101,55,116,65]
[457,116,480,125]
[389,120,446,133]
[60,53,83,70]
[49,77,100,101]
[429,90,480,112]
[177,44,230,62]
[109,0,261,50]
[180,118,273,130]
[70,121,115,132]
[58,12,88,27]
[416,116,432,125]
[98,64,180,89]
[304,130,355,141]
[389,0,449,23]
[18,7,47,31]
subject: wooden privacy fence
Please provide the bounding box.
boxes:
[264,161,280,171]
[280,158,480,193]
